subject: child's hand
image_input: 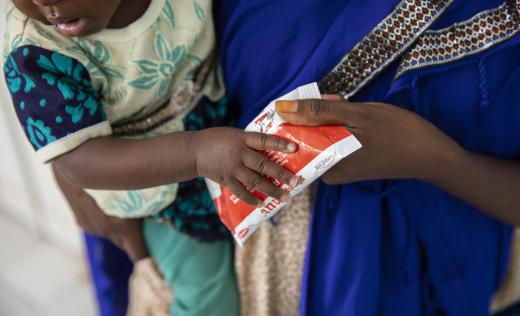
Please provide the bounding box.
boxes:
[193,127,299,205]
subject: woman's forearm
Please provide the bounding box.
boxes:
[54,131,199,190]
[429,150,520,225]
[276,98,520,224]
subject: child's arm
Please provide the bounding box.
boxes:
[54,131,198,189]
[52,164,149,261]
[4,47,297,205]
[55,127,298,205]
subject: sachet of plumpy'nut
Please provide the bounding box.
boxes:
[205,83,362,246]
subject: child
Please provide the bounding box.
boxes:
[3,0,299,315]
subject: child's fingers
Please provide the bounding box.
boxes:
[242,150,298,187]
[235,168,289,202]
[244,132,297,153]
[226,178,261,206]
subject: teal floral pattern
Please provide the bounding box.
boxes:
[37,51,102,123]
[3,45,106,151]
[4,54,36,94]
[129,32,186,96]
[67,39,126,103]
[105,189,177,218]
[114,191,144,216]
[163,1,176,27]
[193,1,206,22]
[26,117,57,149]
[67,38,124,80]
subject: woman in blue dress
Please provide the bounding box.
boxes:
[216,0,520,315]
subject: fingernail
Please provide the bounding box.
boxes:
[287,142,297,152]
[289,177,298,187]
[280,193,289,202]
[275,100,297,113]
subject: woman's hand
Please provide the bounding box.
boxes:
[276,96,520,226]
[275,96,465,184]
[192,127,299,205]
[52,165,149,262]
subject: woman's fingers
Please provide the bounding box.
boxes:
[244,132,297,153]
[242,150,299,187]
[275,98,363,127]
[322,94,344,101]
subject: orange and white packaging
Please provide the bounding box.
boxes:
[205,83,362,246]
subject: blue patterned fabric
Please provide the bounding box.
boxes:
[84,234,133,316]
[216,0,518,315]
[3,45,106,151]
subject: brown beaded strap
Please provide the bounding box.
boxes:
[318,0,453,99]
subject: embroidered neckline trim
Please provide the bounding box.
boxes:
[319,0,453,99]
[396,0,520,78]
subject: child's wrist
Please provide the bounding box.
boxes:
[188,130,204,178]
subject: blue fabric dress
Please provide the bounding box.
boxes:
[84,234,133,316]
[216,0,520,315]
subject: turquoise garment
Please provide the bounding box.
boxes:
[143,220,239,316]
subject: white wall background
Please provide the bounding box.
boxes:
[0,2,82,259]
[0,1,96,315]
